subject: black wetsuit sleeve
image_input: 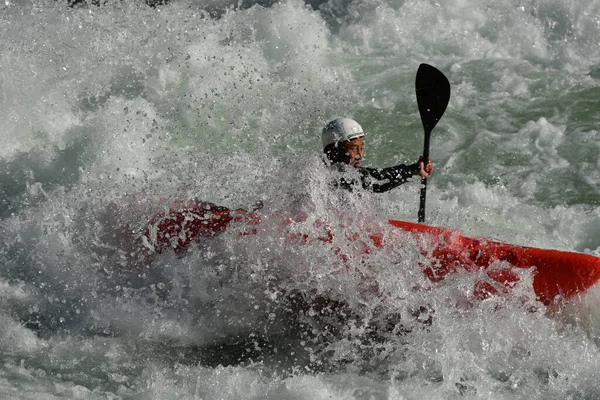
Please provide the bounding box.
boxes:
[358,163,420,193]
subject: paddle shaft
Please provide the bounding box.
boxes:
[418,132,431,222]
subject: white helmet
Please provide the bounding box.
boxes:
[321,118,364,149]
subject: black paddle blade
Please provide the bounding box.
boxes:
[416,63,451,135]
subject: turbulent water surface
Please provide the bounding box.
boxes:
[1,0,600,398]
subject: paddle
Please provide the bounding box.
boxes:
[415,63,451,223]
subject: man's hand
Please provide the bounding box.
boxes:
[418,157,433,178]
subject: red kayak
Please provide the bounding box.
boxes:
[142,200,600,307]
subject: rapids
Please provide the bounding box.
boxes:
[1,0,599,398]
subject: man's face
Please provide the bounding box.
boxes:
[341,137,364,167]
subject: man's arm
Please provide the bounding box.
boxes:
[358,163,421,193]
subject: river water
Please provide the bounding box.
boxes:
[1,0,600,398]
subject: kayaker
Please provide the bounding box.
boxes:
[322,118,433,193]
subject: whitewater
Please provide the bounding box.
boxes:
[1,0,600,398]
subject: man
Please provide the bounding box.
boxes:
[322,118,433,193]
